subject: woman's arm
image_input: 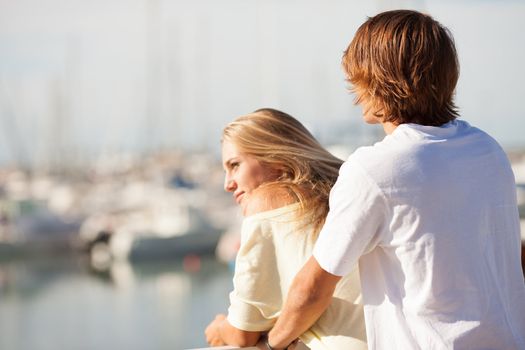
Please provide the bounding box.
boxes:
[267,256,341,349]
[205,314,261,347]
[205,187,293,347]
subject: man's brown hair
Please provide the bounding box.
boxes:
[343,10,459,126]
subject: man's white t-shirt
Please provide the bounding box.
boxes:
[313,120,525,349]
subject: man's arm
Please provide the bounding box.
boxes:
[267,256,341,349]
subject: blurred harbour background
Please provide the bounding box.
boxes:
[0,0,524,349]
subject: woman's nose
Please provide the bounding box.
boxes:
[224,176,236,192]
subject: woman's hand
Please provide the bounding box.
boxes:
[205,314,227,346]
[205,313,262,346]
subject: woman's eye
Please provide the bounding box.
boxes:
[231,162,239,169]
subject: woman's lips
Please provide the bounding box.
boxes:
[234,192,245,204]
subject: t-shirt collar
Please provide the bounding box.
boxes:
[393,120,468,140]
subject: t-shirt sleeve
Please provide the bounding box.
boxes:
[227,217,282,331]
[313,159,388,277]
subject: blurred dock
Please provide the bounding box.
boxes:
[0,150,239,269]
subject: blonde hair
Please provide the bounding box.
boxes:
[222,108,343,235]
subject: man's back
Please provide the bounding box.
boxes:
[319,120,525,348]
[266,11,525,350]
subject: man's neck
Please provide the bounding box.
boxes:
[382,121,398,135]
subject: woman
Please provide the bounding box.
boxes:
[205,108,367,349]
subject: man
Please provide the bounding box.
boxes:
[266,10,525,350]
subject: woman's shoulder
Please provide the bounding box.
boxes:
[243,186,296,217]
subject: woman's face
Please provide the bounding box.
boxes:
[221,140,279,211]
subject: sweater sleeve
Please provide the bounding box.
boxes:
[227,216,283,331]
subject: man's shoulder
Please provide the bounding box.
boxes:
[333,145,393,195]
[342,133,432,188]
[345,139,405,174]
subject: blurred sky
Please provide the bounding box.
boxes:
[0,0,524,168]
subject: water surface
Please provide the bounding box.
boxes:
[0,255,233,350]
